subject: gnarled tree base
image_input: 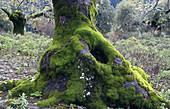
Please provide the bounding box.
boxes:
[0,28,169,108]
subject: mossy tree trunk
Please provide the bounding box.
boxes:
[10,11,26,35]
[0,0,169,108]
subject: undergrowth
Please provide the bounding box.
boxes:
[0,32,52,57]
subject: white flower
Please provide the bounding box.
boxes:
[86,92,90,96]
[80,77,84,79]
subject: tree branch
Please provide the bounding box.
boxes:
[27,9,53,20]
[165,9,170,14]
[17,0,25,10]
[138,0,159,21]
[1,8,11,17]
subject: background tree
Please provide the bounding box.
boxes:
[141,0,170,35]
[0,0,169,109]
[110,0,122,8]
[95,0,115,34]
[113,0,169,35]
[0,0,53,35]
[114,0,137,33]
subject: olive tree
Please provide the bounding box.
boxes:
[0,0,169,108]
[0,0,53,35]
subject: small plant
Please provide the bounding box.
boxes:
[154,70,170,94]
[160,103,166,109]
[0,99,8,106]
[70,103,76,108]
[7,93,28,109]
[30,91,42,99]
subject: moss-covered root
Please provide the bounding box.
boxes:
[0,80,16,91]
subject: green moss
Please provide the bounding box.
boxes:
[89,1,98,31]
[118,87,136,107]
[149,91,165,108]
[110,76,125,87]
[106,87,119,101]
[37,90,60,108]
[122,60,131,68]
[131,94,152,108]
[63,80,84,103]
[13,79,24,86]
[31,73,48,92]
[132,66,150,82]
[10,79,32,97]
[5,80,14,90]
[8,73,48,98]
[0,80,15,91]
[125,74,135,82]
[87,99,107,109]
[133,69,153,91]
[39,0,168,107]
[0,83,2,91]
[7,99,15,104]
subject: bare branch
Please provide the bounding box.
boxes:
[1,8,11,17]
[165,9,170,14]
[27,9,53,20]
[138,0,159,21]
[17,0,25,10]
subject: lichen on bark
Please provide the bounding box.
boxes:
[0,0,169,109]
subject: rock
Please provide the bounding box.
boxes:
[114,57,123,66]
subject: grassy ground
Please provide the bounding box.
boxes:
[0,31,169,108]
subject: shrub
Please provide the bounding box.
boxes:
[114,0,137,32]
[7,93,28,109]
[154,70,170,94]
[96,0,115,34]
[31,18,55,38]
[0,10,13,32]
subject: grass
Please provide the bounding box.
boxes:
[0,32,52,83]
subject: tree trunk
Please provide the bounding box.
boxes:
[10,11,26,35]
[0,0,169,108]
[1,9,26,35]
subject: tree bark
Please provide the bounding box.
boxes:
[0,0,169,108]
[10,11,26,35]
